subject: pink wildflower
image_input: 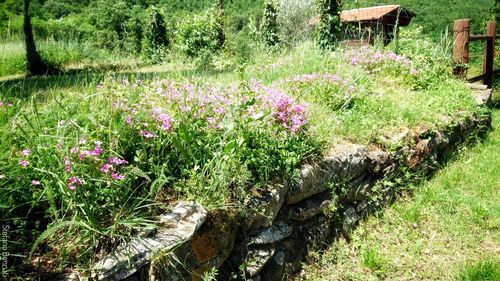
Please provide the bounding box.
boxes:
[19,160,29,167]
[64,158,71,173]
[68,176,84,190]
[262,87,308,133]
[157,113,173,132]
[100,163,113,174]
[21,149,31,157]
[83,141,103,158]
[108,157,128,165]
[31,180,41,186]
[111,172,125,180]
[140,130,156,139]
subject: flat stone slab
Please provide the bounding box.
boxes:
[473,89,493,107]
[290,196,331,222]
[92,202,207,281]
[286,144,368,205]
[244,185,286,231]
[248,222,293,245]
[246,246,276,276]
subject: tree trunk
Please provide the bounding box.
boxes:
[218,0,223,16]
[23,0,47,76]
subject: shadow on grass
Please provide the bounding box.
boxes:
[0,63,237,101]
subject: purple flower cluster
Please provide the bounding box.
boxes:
[68,176,84,191]
[64,139,130,190]
[79,141,103,160]
[260,86,308,133]
[99,157,128,180]
[113,80,238,137]
[18,148,30,167]
[349,47,418,76]
[105,77,310,139]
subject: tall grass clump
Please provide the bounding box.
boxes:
[388,27,455,90]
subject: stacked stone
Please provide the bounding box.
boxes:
[88,91,492,281]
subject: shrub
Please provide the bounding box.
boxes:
[316,0,342,50]
[177,8,224,57]
[142,6,169,61]
[262,0,280,47]
[91,0,131,51]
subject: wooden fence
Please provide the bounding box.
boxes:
[453,19,498,88]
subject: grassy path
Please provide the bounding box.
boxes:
[297,110,500,281]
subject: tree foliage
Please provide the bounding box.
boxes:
[177,8,225,57]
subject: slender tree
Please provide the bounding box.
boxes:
[262,0,280,47]
[216,0,225,49]
[23,0,47,75]
[316,0,342,50]
[218,0,223,16]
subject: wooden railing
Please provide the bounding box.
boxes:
[453,19,498,88]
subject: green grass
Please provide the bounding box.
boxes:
[459,259,500,281]
[0,38,142,77]
[297,110,500,281]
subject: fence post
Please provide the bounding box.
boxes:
[453,19,470,77]
[483,21,496,87]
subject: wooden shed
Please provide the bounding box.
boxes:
[341,5,416,45]
[310,5,416,45]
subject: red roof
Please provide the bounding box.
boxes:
[309,5,415,26]
[341,5,402,22]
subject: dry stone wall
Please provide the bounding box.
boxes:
[88,90,493,281]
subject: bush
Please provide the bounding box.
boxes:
[177,8,225,57]
[91,0,131,51]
